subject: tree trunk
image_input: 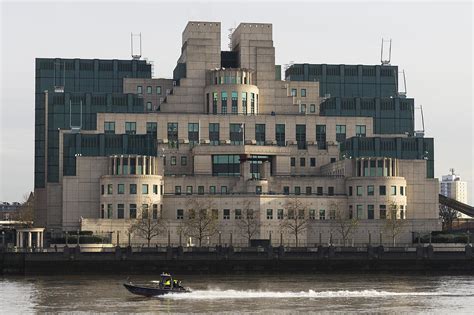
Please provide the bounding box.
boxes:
[147,238,151,247]
[295,235,298,247]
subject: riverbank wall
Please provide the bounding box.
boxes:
[1,245,472,275]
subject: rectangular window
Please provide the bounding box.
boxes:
[336,125,346,143]
[107,204,113,219]
[400,205,405,219]
[356,186,363,196]
[300,157,305,167]
[137,86,142,94]
[212,209,219,220]
[256,186,262,195]
[156,86,162,94]
[146,86,152,94]
[295,186,301,195]
[209,123,220,146]
[167,122,178,148]
[125,122,136,135]
[349,205,353,219]
[316,124,327,150]
[146,102,152,111]
[290,157,296,167]
[175,186,181,195]
[142,184,148,194]
[319,209,326,220]
[300,104,306,114]
[212,155,240,176]
[379,185,386,196]
[298,209,305,219]
[171,156,177,165]
[349,186,353,196]
[380,205,387,219]
[367,185,374,196]
[310,158,316,167]
[221,91,227,114]
[277,209,284,220]
[213,92,218,114]
[368,205,374,220]
[400,186,405,196]
[309,209,316,220]
[291,88,297,96]
[266,209,273,220]
[146,122,157,138]
[153,184,158,194]
[230,123,244,145]
[104,122,115,134]
[129,204,137,219]
[288,209,295,219]
[356,125,366,137]
[107,184,113,195]
[242,92,247,114]
[186,186,193,195]
[296,124,307,150]
[130,184,137,195]
[231,91,238,114]
[177,209,184,220]
[235,209,242,220]
[118,184,125,195]
[356,205,363,219]
[328,187,334,196]
[250,93,255,114]
[188,123,199,147]
[152,204,158,220]
[329,210,336,220]
[301,88,306,97]
[391,185,397,196]
[210,186,216,194]
[221,186,228,194]
[101,185,105,195]
[255,124,266,145]
[310,104,316,113]
[181,156,187,166]
[283,186,290,195]
[117,204,124,219]
[317,187,323,195]
[198,186,204,195]
[223,209,230,220]
[306,186,312,195]
[276,124,286,146]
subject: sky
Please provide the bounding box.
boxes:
[0,1,472,203]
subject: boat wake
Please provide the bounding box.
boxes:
[162,289,468,300]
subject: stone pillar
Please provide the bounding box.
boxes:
[382,158,386,176]
[19,232,23,248]
[367,158,371,177]
[359,158,364,177]
[261,161,271,179]
[148,156,152,175]
[40,232,44,248]
[16,231,19,247]
[28,232,32,248]
[119,156,123,175]
[388,158,392,177]
[240,160,251,181]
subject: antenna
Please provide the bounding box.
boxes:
[381,38,392,65]
[131,33,142,60]
[228,28,234,50]
[449,168,455,176]
[397,70,407,97]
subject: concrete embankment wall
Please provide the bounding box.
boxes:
[1,246,473,275]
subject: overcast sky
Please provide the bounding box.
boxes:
[0,1,472,203]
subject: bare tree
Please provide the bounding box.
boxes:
[16,192,34,225]
[280,197,309,247]
[439,204,459,231]
[235,200,260,246]
[182,197,219,247]
[384,200,407,246]
[129,200,166,247]
[330,202,359,246]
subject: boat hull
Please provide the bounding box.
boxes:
[123,283,190,297]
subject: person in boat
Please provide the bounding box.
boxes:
[164,278,171,288]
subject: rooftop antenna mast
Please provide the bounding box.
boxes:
[228,28,234,50]
[381,38,392,66]
[398,70,407,97]
[131,33,142,60]
[449,168,455,176]
[414,105,425,137]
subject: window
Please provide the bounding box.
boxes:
[336,125,346,143]
[221,91,227,114]
[291,88,297,96]
[256,186,262,195]
[255,124,266,145]
[380,205,387,219]
[100,204,105,218]
[277,209,284,220]
[300,157,305,167]
[212,155,240,176]
[309,209,316,220]
[125,122,136,135]
[153,204,158,220]
[298,209,305,219]
[213,92,218,114]
[171,156,177,165]
[266,209,273,220]
[235,209,242,220]
[319,209,326,220]
[317,187,323,195]
[175,186,181,195]
[198,186,204,195]
[104,122,115,134]
[146,86,152,94]
[209,123,220,146]
[349,186,353,196]
[142,184,148,194]
[186,186,193,195]
[349,205,353,219]
[288,209,295,219]
[328,187,334,196]
[329,210,336,220]
[356,205,363,219]
[306,186,312,195]
[212,209,219,220]
[367,185,374,196]
[223,209,230,220]
[142,204,149,219]
[137,86,142,94]
[296,124,307,150]
[129,204,137,219]
[153,184,158,194]
[156,86,162,94]
[356,125,366,137]
[330,158,336,163]
[400,186,405,196]
[210,186,216,194]
[356,186,363,196]
[301,88,306,97]
[310,158,316,167]
[118,184,124,195]
[400,205,405,219]
[146,102,152,111]
[316,125,327,150]
[242,92,247,114]
[290,157,296,167]
[295,186,301,195]
[107,184,113,195]
[188,123,199,147]
[130,184,137,195]
[300,104,306,114]
[310,104,316,113]
[117,204,124,219]
[107,204,113,219]
[283,186,290,195]
[221,186,228,194]
[276,124,286,146]
[391,185,397,196]
[250,93,256,114]
[101,185,105,195]
[231,91,238,114]
[177,209,184,220]
[181,156,187,166]
[368,205,374,220]
[230,123,244,145]
[167,122,178,148]
[146,122,157,137]
[379,185,386,196]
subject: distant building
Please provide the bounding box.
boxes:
[440,170,469,218]
[0,202,21,220]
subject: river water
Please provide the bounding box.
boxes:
[1,274,473,313]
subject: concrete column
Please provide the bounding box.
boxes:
[119,156,123,175]
[28,232,32,248]
[360,158,364,177]
[16,231,19,247]
[388,158,392,177]
[148,156,152,175]
[19,232,23,248]
[382,158,386,176]
[40,232,43,248]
